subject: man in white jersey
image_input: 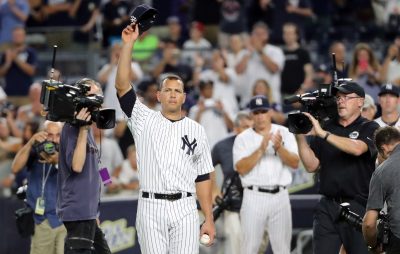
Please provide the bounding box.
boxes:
[233,95,299,254]
[115,23,215,254]
[375,84,400,128]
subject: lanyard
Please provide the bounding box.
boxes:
[41,164,52,198]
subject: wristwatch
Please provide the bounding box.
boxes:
[367,243,378,251]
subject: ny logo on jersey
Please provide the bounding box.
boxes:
[181,135,197,155]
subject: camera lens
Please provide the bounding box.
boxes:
[288,113,313,134]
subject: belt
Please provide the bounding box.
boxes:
[246,186,285,194]
[142,192,192,201]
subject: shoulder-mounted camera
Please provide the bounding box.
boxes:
[40,78,115,129]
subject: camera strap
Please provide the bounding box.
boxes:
[41,164,52,198]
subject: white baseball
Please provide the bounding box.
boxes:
[200,234,210,245]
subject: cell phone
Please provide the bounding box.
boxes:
[358,59,368,71]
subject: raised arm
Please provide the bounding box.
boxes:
[115,24,139,97]
[12,131,47,173]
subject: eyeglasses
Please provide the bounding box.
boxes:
[252,110,268,115]
[335,96,361,102]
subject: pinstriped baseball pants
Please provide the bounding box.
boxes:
[136,195,199,254]
[240,188,292,254]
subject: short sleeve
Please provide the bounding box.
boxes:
[358,120,380,157]
[366,172,385,211]
[233,134,249,171]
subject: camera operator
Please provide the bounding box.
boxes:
[363,126,400,253]
[56,78,111,254]
[11,120,66,254]
[295,81,380,253]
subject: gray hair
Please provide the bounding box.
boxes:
[234,111,251,127]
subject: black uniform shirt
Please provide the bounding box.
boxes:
[310,116,379,204]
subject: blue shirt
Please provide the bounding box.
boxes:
[57,123,101,222]
[0,0,29,44]
[26,152,62,228]
[0,47,37,96]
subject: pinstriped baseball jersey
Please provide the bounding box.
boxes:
[233,124,298,187]
[125,98,214,193]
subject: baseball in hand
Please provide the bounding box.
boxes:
[200,234,210,245]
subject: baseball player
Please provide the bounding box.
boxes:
[115,23,216,254]
[233,95,299,254]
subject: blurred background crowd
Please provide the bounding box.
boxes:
[1,0,400,198]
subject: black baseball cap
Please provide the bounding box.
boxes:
[129,4,158,35]
[332,81,365,98]
[249,95,270,112]
[378,83,400,97]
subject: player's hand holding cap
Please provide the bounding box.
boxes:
[129,4,158,35]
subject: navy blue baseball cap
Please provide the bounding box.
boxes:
[249,95,270,112]
[129,4,158,35]
[332,81,365,98]
[378,83,399,97]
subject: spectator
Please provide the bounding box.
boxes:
[246,0,274,34]
[361,94,377,121]
[198,49,239,116]
[92,125,123,177]
[283,0,313,41]
[380,37,400,86]
[280,22,313,99]
[329,41,348,79]
[163,16,187,48]
[349,43,382,101]
[0,0,29,46]
[108,144,139,195]
[151,39,192,84]
[40,0,73,27]
[70,0,101,45]
[237,22,285,106]
[0,27,37,103]
[0,117,21,197]
[97,42,143,121]
[16,82,46,132]
[189,80,233,148]
[217,0,247,49]
[101,0,131,48]
[225,34,248,106]
[182,21,212,67]
[141,80,161,111]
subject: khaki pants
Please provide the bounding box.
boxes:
[30,219,67,254]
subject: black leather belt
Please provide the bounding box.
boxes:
[246,186,285,194]
[142,192,192,201]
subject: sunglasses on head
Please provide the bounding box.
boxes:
[252,109,268,115]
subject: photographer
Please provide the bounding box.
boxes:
[56,78,111,254]
[363,126,400,253]
[295,81,379,253]
[11,121,66,254]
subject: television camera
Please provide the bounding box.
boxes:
[39,46,115,129]
[284,54,347,134]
